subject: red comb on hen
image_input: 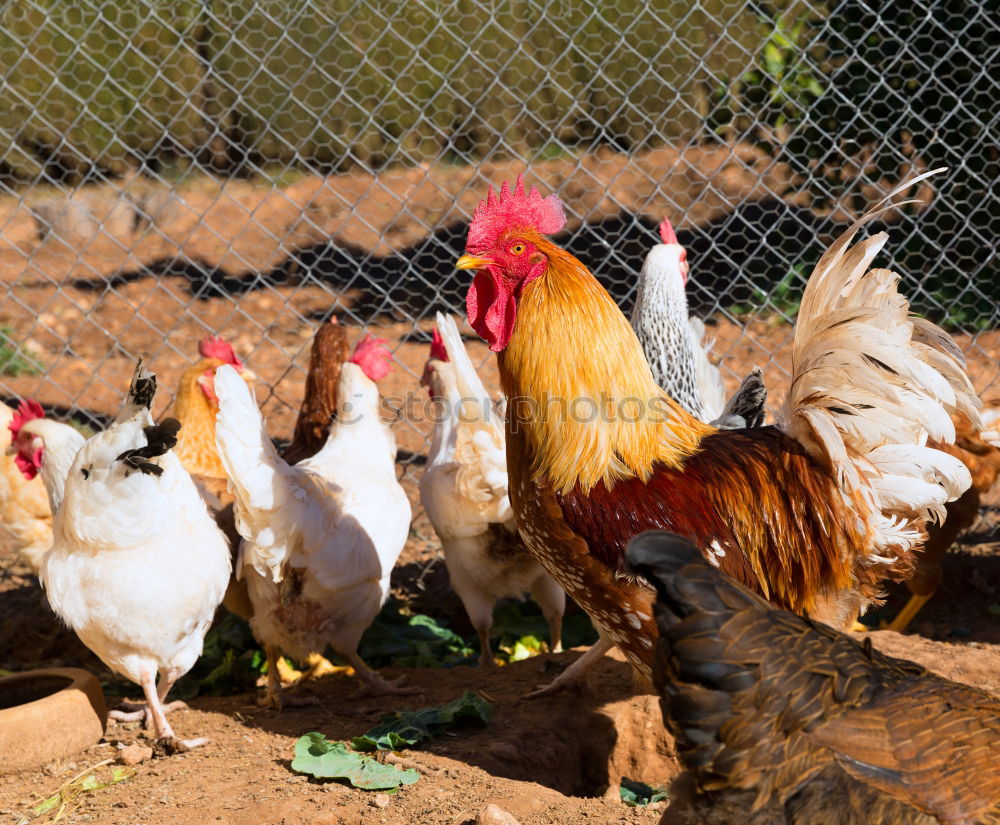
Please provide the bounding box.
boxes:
[659,217,679,245]
[198,335,244,369]
[350,334,393,382]
[466,174,566,254]
[429,328,449,362]
[9,398,44,439]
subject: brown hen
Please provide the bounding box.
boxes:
[626,531,1000,825]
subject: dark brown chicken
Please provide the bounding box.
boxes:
[281,317,350,466]
[626,531,1000,825]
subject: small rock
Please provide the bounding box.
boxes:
[116,743,153,765]
[476,804,521,825]
[370,793,392,809]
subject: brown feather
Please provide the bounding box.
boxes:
[632,536,1000,824]
[282,319,350,466]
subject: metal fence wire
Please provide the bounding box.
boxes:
[0,0,997,495]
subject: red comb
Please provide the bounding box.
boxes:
[429,328,449,362]
[659,217,679,245]
[466,174,566,254]
[198,335,244,369]
[9,398,44,439]
[350,333,393,382]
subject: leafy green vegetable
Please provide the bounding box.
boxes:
[172,612,267,699]
[359,599,475,667]
[291,733,419,790]
[620,777,669,807]
[352,690,492,752]
[987,604,1000,618]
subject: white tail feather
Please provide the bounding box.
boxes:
[783,168,979,558]
[435,313,510,517]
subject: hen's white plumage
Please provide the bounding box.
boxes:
[214,340,412,703]
[42,363,230,748]
[420,313,564,665]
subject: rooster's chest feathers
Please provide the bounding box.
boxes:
[513,474,656,682]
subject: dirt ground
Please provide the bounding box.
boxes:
[1,151,999,823]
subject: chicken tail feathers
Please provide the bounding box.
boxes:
[213,363,285,516]
[712,367,767,430]
[783,168,979,566]
[116,418,181,476]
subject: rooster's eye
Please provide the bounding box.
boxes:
[509,243,526,256]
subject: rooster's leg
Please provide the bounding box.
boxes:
[530,575,566,655]
[883,592,933,633]
[524,635,614,699]
[345,652,420,698]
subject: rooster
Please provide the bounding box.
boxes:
[455,172,978,692]
[41,360,231,750]
[626,530,1000,824]
[214,334,414,706]
[631,218,766,429]
[420,313,564,665]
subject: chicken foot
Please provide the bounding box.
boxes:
[259,646,320,710]
[109,698,189,723]
[137,671,208,751]
[524,636,614,699]
[346,652,420,698]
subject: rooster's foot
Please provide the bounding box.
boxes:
[524,671,593,699]
[352,674,420,699]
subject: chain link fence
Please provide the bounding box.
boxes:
[0,0,997,495]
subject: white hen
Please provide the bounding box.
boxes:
[214,334,413,705]
[420,314,564,666]
[42,361,230,750]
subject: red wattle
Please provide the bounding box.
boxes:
[467,269,516,352]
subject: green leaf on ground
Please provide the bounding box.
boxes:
[351,690,492,752]
[620,777,669,807]
[291,733,419,790]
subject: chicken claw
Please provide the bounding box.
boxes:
[524,637,614,700]
[109,699,189,727]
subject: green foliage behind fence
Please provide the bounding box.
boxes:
[0,0,767,183]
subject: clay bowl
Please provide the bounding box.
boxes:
[0,668,107,771]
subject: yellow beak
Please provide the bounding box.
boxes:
[456,254,494,270]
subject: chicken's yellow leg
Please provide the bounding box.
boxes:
[301,652,354,681]
[883,593,933,634]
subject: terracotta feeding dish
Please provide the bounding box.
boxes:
[0,668,107,771]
